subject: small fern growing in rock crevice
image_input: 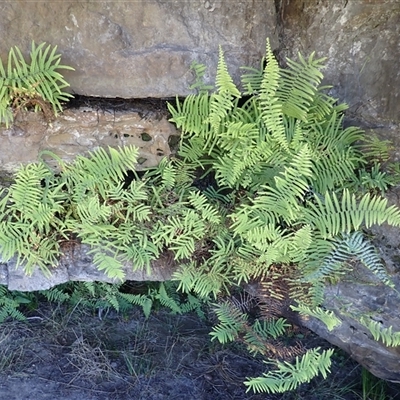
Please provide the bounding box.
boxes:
[0,41,74,127]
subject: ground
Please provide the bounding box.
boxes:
[1,299,399,400]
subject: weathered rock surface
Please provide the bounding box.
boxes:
[279,0,400,126]
[296,187,400,383]
[297,275,400,383]
[0,1,278,98]
[0,244,177,292]
[1,1,399,126]
[0,101,178,172]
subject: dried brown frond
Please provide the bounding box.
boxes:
[257,264,293,320]
[226,290,259,314]
[11,84,54,123]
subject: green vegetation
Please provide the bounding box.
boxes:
[0,41,74,127]
[0,38,400,394]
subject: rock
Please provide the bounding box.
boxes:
[279,0,400,126]
[297,277,400,383]
[1,244,177,292]
[294,187,400,383]
[0,1,278,98]
[0,101,178,173]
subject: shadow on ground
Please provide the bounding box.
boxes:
[0,302,399,400]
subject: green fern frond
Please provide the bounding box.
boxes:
[304,189,400,238]
[301,230,393,288]
[345,231,393,286]
[188,191,221,224]
[76,196,112,224]
[254,318,289,339]
[215,46,241,97]
[0,221,28,262]
[0,285,32,322]
[188,61,214,92]
[210,301,247,343]
[245,144,312,225]
[154,282,183,314]
[39,286,70,303]
[278,52,325,121]
[124,234,159,274]
[259,39,287,151]
[117,292,153,318]
[244,348,334,394]
[8,162,53,214]
[240,57,264,95]
[289,225,313,263]
[173,259,231,299]
[63,146,139,200]
[152,211,205,260]
[92,252,125,281]
[0,41,74,126]
[168,93,211,137]
[291,303,341,331]
[205,46,241,152]
[311,148,360,193]
[360,317,400,347]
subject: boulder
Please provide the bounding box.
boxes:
[295,187,400,383]
[0,244,177,292]
[0,1,278,98]
[279,0,400,126]
[297,275,400,383]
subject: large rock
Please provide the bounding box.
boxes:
[279,0,400,126]
[297,275,400,383]
[0,1,278,98]
[295,187,400,383]
[0,245,177,292]
[0,100,178,173]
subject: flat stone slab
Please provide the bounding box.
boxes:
[1,244,177,291]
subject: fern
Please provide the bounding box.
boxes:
[2,38,400,395]
[291,303,341,331]
[360,317,400,347]
[0,285,31,322]
[303,189,400,239]
[245,348,335,394]
[259,38,287,151]
[0,41,74,127]
[153,282,184,315]
[188,60,214,92]
[118,291,153,318]
[210,301,248,343]
[278,52,325,121]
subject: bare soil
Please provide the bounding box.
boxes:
[1,301,398,400]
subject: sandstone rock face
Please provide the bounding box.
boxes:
[0,1,277,98]
[0,102,178,173]
[279,0,400,126]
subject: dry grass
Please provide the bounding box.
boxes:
[0,302,398,400]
